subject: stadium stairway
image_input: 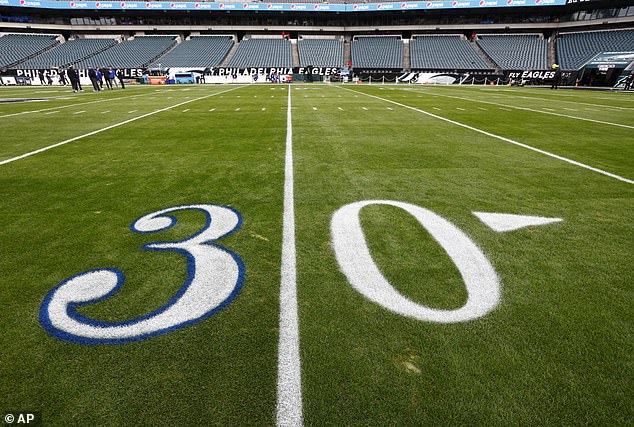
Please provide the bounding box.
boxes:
[344,37,351,68]
[548,33,557,67]
[291,39,300,67]
[4,35,62,68]
[471,37,499,72]
[403,39,410,72]
[149,37,181,67]
[220,42,240,67]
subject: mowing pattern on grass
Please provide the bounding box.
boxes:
[0,84,632,426]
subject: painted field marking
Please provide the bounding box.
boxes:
[341,87,633,185]
[73,111,86,115]
[543,108,555,111]
[457,107,466,111]
[387,107,393,110]
[277,86,303,427]
[0,86,244,167]
[433,107,441,111]
[312,107,318,111]
[478,107,488,111]
[44,111,59,115]
[128,110,138,114]
[182,109,190,113]
[209,108,215,112]
[0,91,153,120]
[408,89,634,130]
[101,110,111,114]
[362,107,368,110]
[235,108,240,111]
[564,108,578,112]
[338,107,344,111]
[486,93,634,111]
[262,108,267,111]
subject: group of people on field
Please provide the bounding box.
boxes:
[35,65,126,92]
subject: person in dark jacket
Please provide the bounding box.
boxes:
[67,65,81,92]
[103,67,113,90]
[550,64,562,90]
[116,69,125,89]
[38,69,46,85]
[58,68,67,86]
[88,67,100,92]
[624,72,634,91]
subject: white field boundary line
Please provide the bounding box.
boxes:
[277,85,304,427]
[340,87,634,185]
[441,87,634,111]
[398,88,634,130]
[0,86,244,167]
[0,87,187,119]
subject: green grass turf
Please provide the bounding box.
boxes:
[0,83,632,426]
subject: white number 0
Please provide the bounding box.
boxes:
[39,204,245,345]
[331,200,500,323]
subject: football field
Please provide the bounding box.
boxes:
[1,83,632,426]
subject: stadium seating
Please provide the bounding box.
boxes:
[75,36,176,68]
[0,33,58,67]
[298,38,343,67]
[151,36,234,68]
[476,34,547,70]
[410,35,491,70]
[351,36,403,69]
[17,38,117,69]
[226,38,292,68]
[557,29,634,70]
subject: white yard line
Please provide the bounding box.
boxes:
[341,87,633,185]
[407,89,634,130]
[277,86,303,427]
[0,86,243,167]
[0,91,150,119]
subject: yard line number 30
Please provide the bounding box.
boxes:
[40,201,558,344]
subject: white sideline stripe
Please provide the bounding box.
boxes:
[277,86,303,427]
[411,89,634,130]
[0,91,149,119]
[73,110,86,115]
[489,93,634,111]
[341,87,633,185]
[0,86,243,167]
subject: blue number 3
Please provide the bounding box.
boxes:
[39,204,245,345]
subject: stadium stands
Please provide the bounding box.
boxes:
[150,36,234,68]
[226,38,292,68]
[557,29,634,70]
[352,36,403,69]
[410,35,491,70]
[17,38,117,69]
[298,38,343,67]
[477,34,547,70]
[0,33,58,67]
[74,35,176,68]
